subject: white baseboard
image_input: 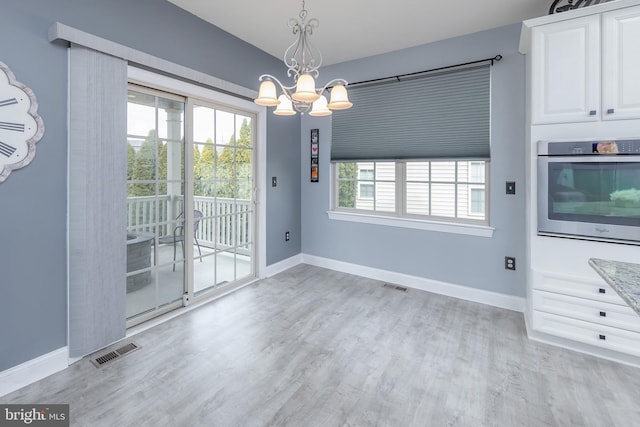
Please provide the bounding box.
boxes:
[265,254,303,278]
[0,347,68,397]
[301,254,525,313]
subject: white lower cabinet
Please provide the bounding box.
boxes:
[533,271,627,305]
[533,290,640,333]
[531,271,640,359]
[532,310,640,357]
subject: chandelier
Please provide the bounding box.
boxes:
[254,0,352,116]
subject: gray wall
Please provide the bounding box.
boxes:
[301,24,526,297]
[0,0,300,371]
[266,115,302,265]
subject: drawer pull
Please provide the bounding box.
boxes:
[599,311,607,317]
[589,110,597,116]
[599,334,606,340]
[598,288,606,294]
[607,108,614,114]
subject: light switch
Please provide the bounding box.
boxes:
[506,181,516,195]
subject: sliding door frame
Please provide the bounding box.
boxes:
[126,66,267,325]
[187,97,258,299]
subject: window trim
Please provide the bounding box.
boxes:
[326,210,494,237]
[330,160,493,237]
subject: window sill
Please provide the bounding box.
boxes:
[326,210,494,237]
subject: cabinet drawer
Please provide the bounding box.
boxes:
[533,290,640,333]
[533,271,628,306]
[532,311,640,357]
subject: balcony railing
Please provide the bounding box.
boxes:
[126,195,252,254]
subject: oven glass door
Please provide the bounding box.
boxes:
[541,156,640,227]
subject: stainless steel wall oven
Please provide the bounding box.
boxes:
[538,139,640,244]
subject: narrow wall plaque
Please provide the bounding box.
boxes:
[311,128,319,182]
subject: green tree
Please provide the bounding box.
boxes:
[217,119,252,199]
[217,136,235,199]
[158,141,168,195]
[131,130,158,196]
[192,144,201,179]
[338,163,357,208]
[129,130,171,196]
[196,140,217,196]
[127,143,136,181]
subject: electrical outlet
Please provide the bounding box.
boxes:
[285,231,290,241]
[505,256,516,271]
[506,181,516,195]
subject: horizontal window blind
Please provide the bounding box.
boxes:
[331,65,490,162]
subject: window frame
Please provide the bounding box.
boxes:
[330,160,493,237]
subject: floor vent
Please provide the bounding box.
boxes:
[91,342,140,368]
[383,283,408,292]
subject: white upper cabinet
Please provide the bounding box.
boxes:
[602,5,640,121]
[531,15,600,125]
[530,5,640,125]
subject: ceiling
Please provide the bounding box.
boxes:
[167,0,551,66]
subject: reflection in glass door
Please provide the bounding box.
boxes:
[191,103,255,295]
[126,87,186,324]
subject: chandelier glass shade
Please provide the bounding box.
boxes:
[254,1,352,116]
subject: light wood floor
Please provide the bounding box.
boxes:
[4,264,640,426]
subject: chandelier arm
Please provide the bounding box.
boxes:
[299,18,320,76]
[318,78,349,94]
[284,19,303,79]
[284,14,322,78]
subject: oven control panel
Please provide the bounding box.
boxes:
[539,139,640,156]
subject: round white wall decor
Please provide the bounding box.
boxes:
[0,61,44,183]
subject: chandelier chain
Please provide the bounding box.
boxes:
[300,0,307,20]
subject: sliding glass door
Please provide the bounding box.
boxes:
[191,103,255,295]
[126,88,186,321]
[126,84,256,325]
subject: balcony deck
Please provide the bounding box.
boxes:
[126,195,254,320]
[126,242,252,319]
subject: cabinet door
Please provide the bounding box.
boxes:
[531,15,600,124]
[602,5,640,121]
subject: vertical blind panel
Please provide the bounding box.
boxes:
[68,45,128,357]
[331,65,491,161]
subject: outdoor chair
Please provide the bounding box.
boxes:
[158,210,203,271]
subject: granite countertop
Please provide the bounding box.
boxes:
[589,258,640,316]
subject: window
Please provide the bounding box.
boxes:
[334,160,488,224]
[339,162,395,211]
[329,62,493,232]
